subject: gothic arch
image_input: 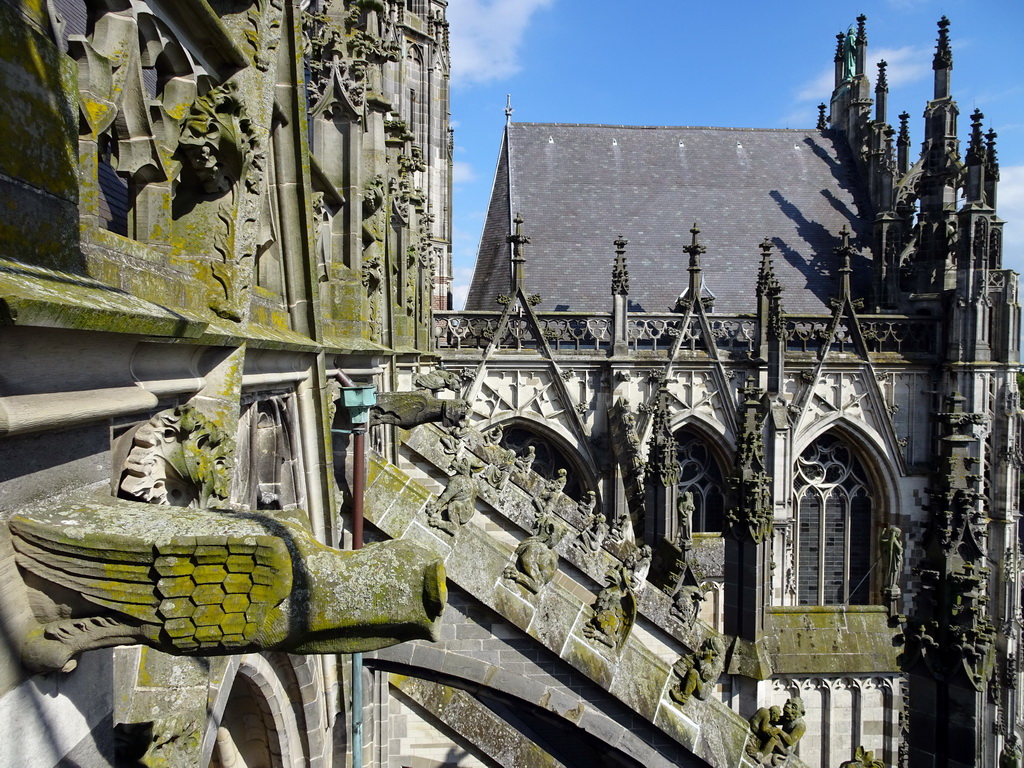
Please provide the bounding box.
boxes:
[669,416,732,533]
[204,653,310,768]
[793,414,901,523]
[791,426,889,606]
[486,416,600,503]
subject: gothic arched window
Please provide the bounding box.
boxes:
[794,434,874,605]
[675,430,726,533]
[500,425,586,502]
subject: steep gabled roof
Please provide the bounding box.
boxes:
[467,123,874,314]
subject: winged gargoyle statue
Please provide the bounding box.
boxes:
[9,497,447,673]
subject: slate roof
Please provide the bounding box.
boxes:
[467,123,875,315]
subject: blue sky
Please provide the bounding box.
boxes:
[445,0,1024,309]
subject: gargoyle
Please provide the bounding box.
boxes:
[369,392,468,429]
[412,368,467,395]
[9,497,446,673]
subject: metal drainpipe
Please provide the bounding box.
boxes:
[331,371,375,768]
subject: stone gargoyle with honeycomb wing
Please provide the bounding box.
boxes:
[9,498,446,673]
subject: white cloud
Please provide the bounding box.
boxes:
[868,46,931,89]
[447,0,554,86]
[452,159,476,184]
[998,165,1024,275]
[450,265,476,310]
[795,68,834,104]
[793,46,930,105]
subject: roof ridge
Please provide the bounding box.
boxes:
[511,123,817,132]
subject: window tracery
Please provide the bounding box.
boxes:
[675,430,726,533]
[795,434,874,605]
[500,425,585,502]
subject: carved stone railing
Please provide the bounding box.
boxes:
[436,312,938,360]
[435,312,758,356]
[434,312,612,351]
[860,317,940,356]
[784,315,939,357]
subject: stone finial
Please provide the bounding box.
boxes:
[876,59,888,91]
[967,109,986,165]
[612,236,629,295]
[933,15,953,71]
[835,225,855,299]
[897,112,910,146]
[834,32,845,63]
[756,237,781,297]
[504,93,513,126]
[683,223,706,270]
[816,103,827,130]
[506,212,530,292]
[986,129,999,171]
[855,14,867,46]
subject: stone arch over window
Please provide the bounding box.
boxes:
[206,653,312,768]
[793,432,879,606]
[673,424,729,534]
[496,420,595,503]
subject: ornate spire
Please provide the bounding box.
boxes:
[757,238,784,343]
[504,93,514,126]
[835,225,854,300]
[875,60,888,123]
[682,223,706,309]
[816,103,827,130]
[897,111,910,146]
[967,108,986,165]
[646,376,679,489]
[682,223,706,271]
[933,16,952,71]
[856,14,867,46]
[756,238,780,297]
[986,129,999,172]
[834,32,845,63]
[506,212,530,292]
[612,236,629,296]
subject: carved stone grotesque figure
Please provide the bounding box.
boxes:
[503,516,564,594]
[1001,735,1023,768]
[439,421,472,458]
[574,492,607,554]
[669,635,727,705]
[426,455,482,536]
[369,392,468,429]
[624,543,652,593]
[539,468,567,512]
[412,368,466,395]
[840,745,886,768]
[583,565,636,650]
[178,79,256,195]
[513,445,536,477]
[482,446,517,491]
[746,696,807,765]
[10,499,446,673]
[671,583,710,629]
